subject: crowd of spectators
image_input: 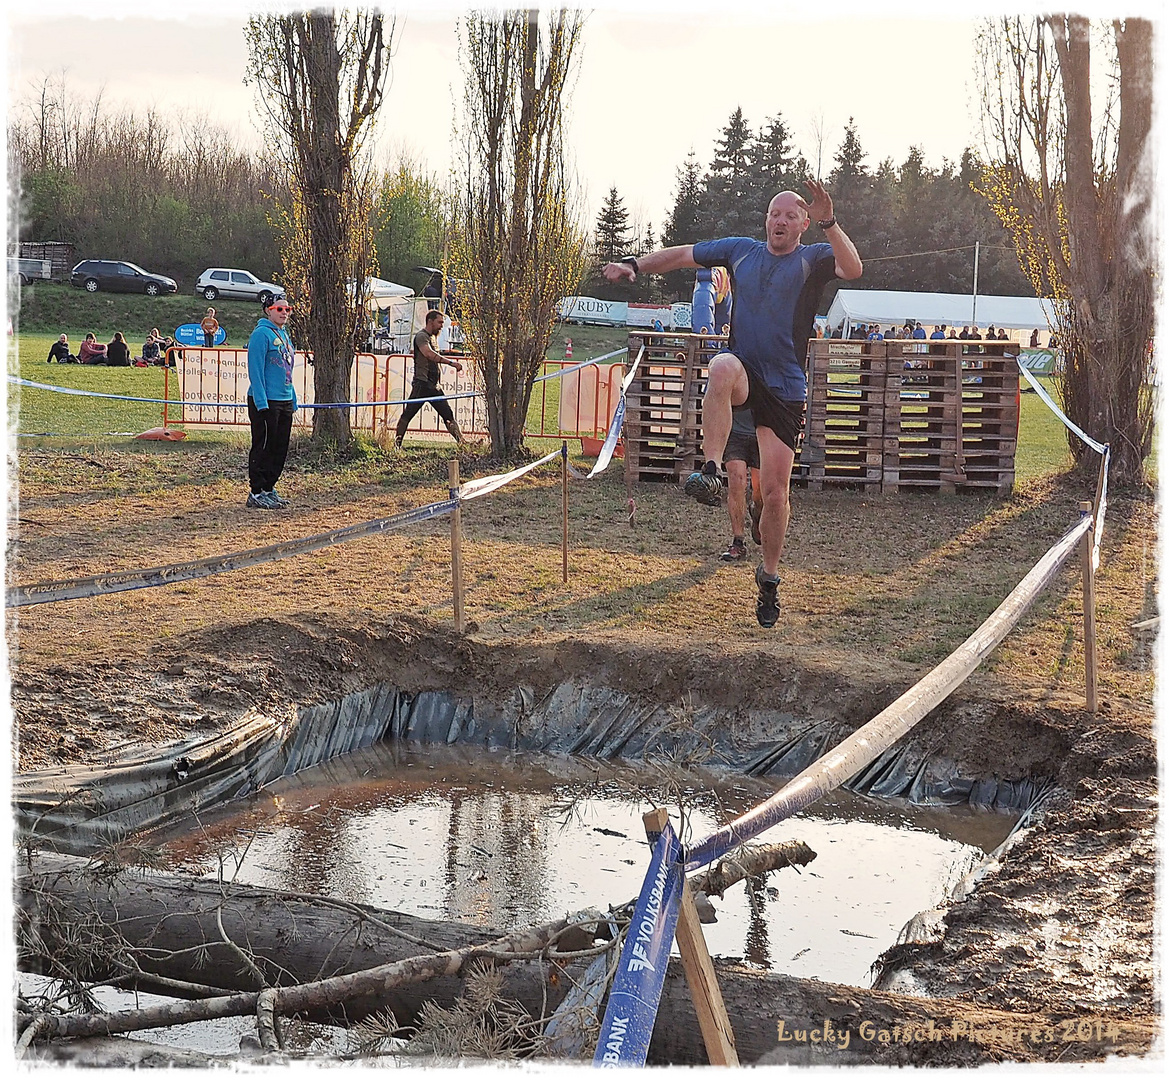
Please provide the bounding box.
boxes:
[48,329,179,367]
[846,321,1014,342]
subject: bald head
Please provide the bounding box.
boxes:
[765,191,811,255]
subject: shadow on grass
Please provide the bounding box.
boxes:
[412,562,721,634]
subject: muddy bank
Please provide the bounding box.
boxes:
[14,611,1083,782]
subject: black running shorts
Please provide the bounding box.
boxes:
[743,365,806,452]
[723,431,760,469]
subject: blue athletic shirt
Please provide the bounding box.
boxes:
[247,317,298,411]
[692,238,838,400]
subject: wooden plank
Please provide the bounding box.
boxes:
[643,809,739,1068]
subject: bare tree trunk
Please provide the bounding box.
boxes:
[979,16,1155,486]
[17,854,1156,1065]
[454,9,587,457]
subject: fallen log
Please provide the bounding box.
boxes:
[16,853,1157,1065]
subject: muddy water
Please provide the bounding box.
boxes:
[158,743,1017,988]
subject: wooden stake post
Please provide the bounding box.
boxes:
[1079,500,1098,713]
[643,809,739,1066]
[561,441,569,583]
[449,459,465,634]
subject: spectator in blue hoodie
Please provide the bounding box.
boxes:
[246,295,297,510]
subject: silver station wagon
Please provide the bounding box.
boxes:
[195,268,281,305]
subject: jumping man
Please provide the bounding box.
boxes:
[603,180,862,627]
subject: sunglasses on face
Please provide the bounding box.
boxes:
[271,305,293,313]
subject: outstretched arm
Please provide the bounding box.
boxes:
[602,244,700,284]
[803,180,863,281]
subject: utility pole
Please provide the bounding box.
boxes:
[971,241,980,327]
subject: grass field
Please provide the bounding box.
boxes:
[9,321,1075,483]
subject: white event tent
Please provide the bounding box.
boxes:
[826,290,1058,339]
[357,277,414,307]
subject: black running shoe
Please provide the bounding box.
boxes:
[719,537,747,562]
[755,563,781,627]
[750,499,763,546]
[684,468,723,505]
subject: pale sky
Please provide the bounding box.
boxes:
[5,0,1166,236]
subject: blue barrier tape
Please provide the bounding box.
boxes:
[8,350,621,412]
[533,347,627,383]
[593,821,683,1067]
[6,498,457,608]
[8,375,479,411]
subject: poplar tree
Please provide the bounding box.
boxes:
[451,8,587,456]
[978,15,1155,483]
[245,11,393,448]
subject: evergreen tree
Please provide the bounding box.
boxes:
[702,107,756,235]
[661,151,704,299]
[749,113,808,205]
[593,185,632,264]
[830,118,868,187]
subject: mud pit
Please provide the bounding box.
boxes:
[13,613,1159,1065]
[150,743,1017,985]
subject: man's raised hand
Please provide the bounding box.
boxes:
[803,179,834,224]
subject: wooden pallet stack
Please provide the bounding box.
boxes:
[622,331,725,485]
[884,341,1019,494]
[620,335,1019,494]
[804,341,892,492]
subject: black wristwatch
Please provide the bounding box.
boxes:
[817,216,837,230]
[621,256,640,275]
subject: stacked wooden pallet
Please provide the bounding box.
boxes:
[884,341,1019,494]
[804,341,892,492]
[620,335,1019,494]
[622,331,724,485]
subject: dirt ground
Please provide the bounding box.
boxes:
[6,437,1161,1064]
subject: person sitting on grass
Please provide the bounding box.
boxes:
[141,330,162,365]
[46,334,76,363]
[77,333,107,364]
[106,332,131,367]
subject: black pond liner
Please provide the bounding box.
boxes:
[16,680,1053,858]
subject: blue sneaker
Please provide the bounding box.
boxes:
[683,467,723,505]
[264,489,289,508]
[246,491,279,510]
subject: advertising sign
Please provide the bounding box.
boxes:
[175,323,227,347]
[558,296,628,326]
[593,822,683,1067]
